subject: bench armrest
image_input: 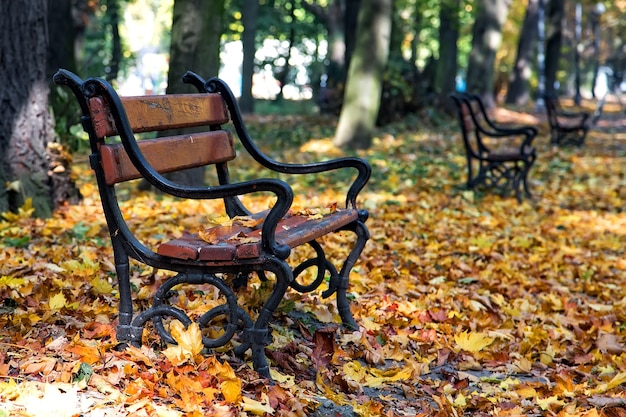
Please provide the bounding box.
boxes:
[185,72,371,212]
[557,109,589,119]
[475,122,537,151]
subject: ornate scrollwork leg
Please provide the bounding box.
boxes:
[290,241,330,293]
[127,273,240,349]
[199,303,254,349]
[323,221,369,330]
[241,258,292,378]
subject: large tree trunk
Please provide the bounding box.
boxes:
[0,0,79,217]
[436,0,460,112]
[163,0,224,186]
[506,0,539,105]
[466,0,511,108]
[240,0,259,114]
[334,0,392,149]
[545,0,564,96]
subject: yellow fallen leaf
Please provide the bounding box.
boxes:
[589,371,626,394]
[241,395,274,415]
[162,321,204,365]
[49,292,67,310]
[220,378,241,403]
[536,395,565,411]
[454,331,494,353]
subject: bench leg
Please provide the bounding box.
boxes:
[111,244,137,345]
[522,152,536,199]
[241,259,292,378]
[323,220,370,330]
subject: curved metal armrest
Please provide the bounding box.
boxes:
[268,157,371,211]
[184,71,372,211]
[558,109,589,120]
[476,122,536,141]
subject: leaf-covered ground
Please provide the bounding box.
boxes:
[1,102,625,416]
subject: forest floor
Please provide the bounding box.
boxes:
[0,97,625,416]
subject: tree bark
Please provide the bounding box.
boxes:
[466,0,511,108]
[240,0,259,113]
[334,0,392,149]
[505,0,539,105]
[0,0,79,217]
[163,0,224,186]
[436,0,460,112]
[545,0,564,95]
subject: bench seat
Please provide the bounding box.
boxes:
[159,209,359,262]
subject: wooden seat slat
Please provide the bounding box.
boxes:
[157,209,359,262]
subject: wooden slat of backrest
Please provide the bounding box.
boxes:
[99,131,236,185]
[89,94,229,138]
[460,102,475,131]
[469,101,487,127]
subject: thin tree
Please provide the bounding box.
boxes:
[334,0,392,149]
[544,0,564,96]
[163,0,224,186]
[436,0,460,112]
[240,0,259,113]
[302,0,348,110]
[466,0,512,108]
[505,0,539,105]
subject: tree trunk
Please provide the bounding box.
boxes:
[240,0,259,113]
[334,0,392,149]
[545,0,564,95]
[465,0,511,108]
[105,0,122,82]
[436,0,460,112]
[344,0,360,70]
[163,0,224,186]
[505,0,539,105]
[0,0,79,217]
[302,0,347,112]
[47,0,77,79]
[276,3,296,102]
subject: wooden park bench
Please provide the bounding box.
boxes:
[543,93,591,146]
[450,93,537,202]
[53,69,371,379]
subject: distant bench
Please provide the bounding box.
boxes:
[450,93,537,202]
[543,93,592,146]
[54,69,371,379]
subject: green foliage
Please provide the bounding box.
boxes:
[80,0,136,79]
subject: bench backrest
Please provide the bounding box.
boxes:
[451,94,486,157]
[543,94,560,127]
[87,94,235,185]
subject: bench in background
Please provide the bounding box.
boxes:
[543,93,591,146]
[450,93,537,203]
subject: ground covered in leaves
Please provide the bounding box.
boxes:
[1,102,625,416]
